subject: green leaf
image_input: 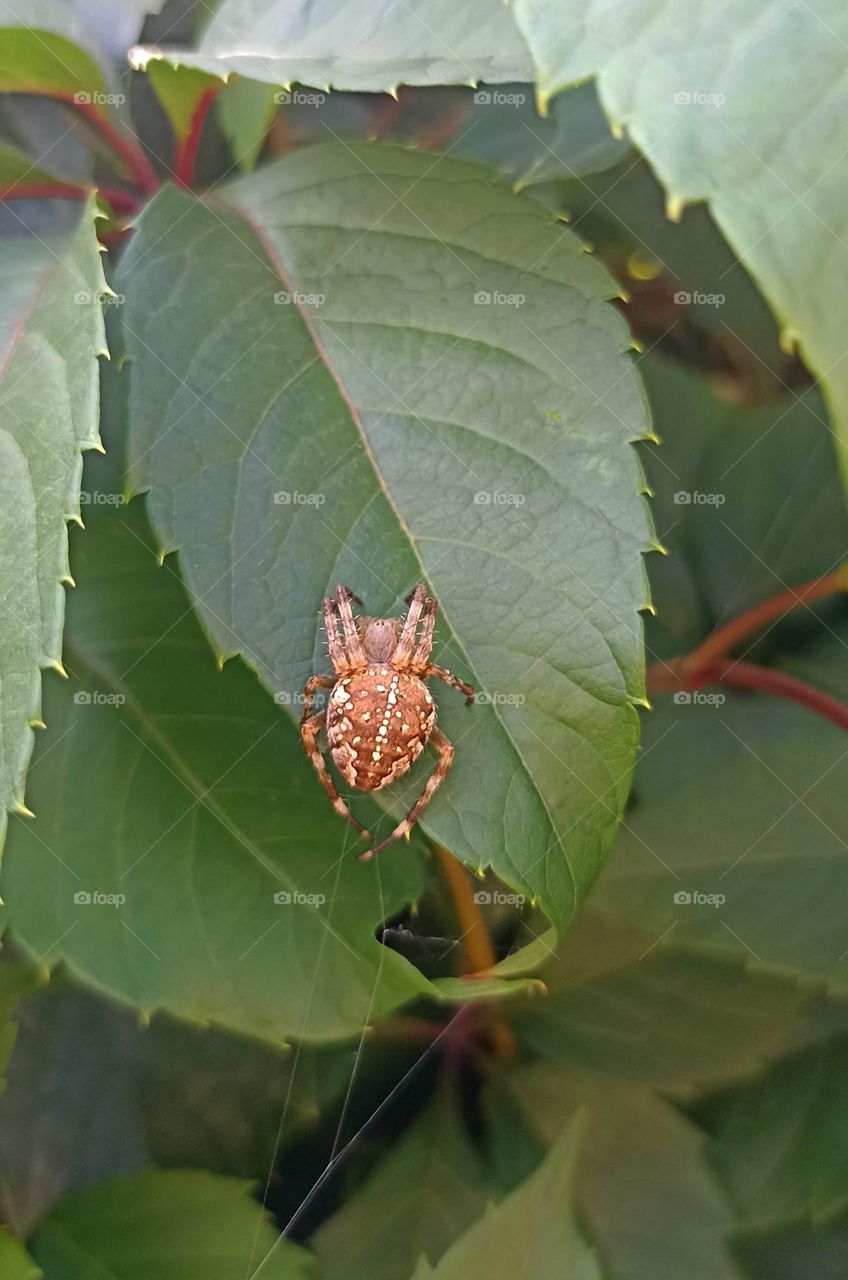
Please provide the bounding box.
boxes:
[698,1034,848,1231]
[218,76,277,173]
[0,199,105,855]
[28,1169,314,1279]
[451,81,631,189]
[313,1097,500,1280]
[510,0,848,486]
[146,58,220,142]
[512,912,808,1091]
[733,1214,848,1280]
[0,982,149,1234]
[499,1064,741,1280]
[141,0,533,90]
[590,358,848,989]
[0,3,109,101]
[120,143,652,934]
[410,1115,599,1280]
[0,502,535,1042]
[0,1230,40,1280]
[0,144,65,189]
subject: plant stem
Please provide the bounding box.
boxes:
[432,842,518,1061]
[707,659,848,731]
[71,99,158,194]
[0,181,88,202]
[680,564,848,675]
[174,85,221,189]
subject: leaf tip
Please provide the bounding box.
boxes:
[13,802,35,819]
[60,573,76,588]
[49,659,69,679]
[665,194,685,223]
[28,717,46,730]
[650,541,669,557]
[642,430,661,445]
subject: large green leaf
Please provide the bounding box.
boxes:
[698,1034,848,1231]
[120,143,652,934]
[410,1116,599,1280]
[28,1169,313,1279]
[590,357,848,988]
[0,200,105,855]
[499,1063,741,1280]
[0,3,109,101]
[510,0,848,483]
[144,0,533,90]
[511,913,808,1091]
[0,500,537,1041]
[0,964,42,1089]
[0,982,149,1234]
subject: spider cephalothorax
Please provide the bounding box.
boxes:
[300,584,474,859]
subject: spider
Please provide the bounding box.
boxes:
[300,584,474,860]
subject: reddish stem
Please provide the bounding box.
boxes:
[174,85,222,189]
[98,186,141,215]
[681,565,848,675]
[705,660,848,732]
[71,99,158,194]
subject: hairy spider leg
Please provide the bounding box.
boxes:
[335,584,366,668]
[359,728,454,860]
[392,583,428,666]
[424,664,475,705]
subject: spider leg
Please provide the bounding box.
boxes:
[410,593,438,668]
[335,585,366,668]
[359,727,453,861]
[302,672,334,719]
[392,583,428,666]
[322,597,350,673]
[301,709,372,839]
[423,663,475,705]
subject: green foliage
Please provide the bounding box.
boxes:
[0,5,846,1279]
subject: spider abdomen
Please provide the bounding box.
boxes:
[326,666,435,792]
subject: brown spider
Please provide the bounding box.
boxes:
[300,584,474,860]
